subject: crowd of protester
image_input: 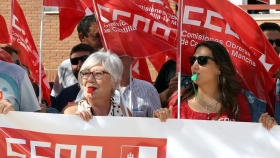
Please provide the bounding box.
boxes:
[0,14,279,131]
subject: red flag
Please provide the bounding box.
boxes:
[58,0,97,40]
[11,0,51,105]
[92,0,177,58]
[0,15,11,44]
[44,0,83,10]
[206,0,280,76]
[59,8,85,40]
[258,0,269,3]
[0,49,13,63]
[132,58,152,83]
[177,0,280,105]
[148,53,168,72]
[132,0,176,73]
[44,0,86,40]
[80,0,94,14]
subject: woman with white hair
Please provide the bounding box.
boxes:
[62,51,132,120]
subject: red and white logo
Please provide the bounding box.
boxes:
[0,127,167,158]
[121,145,158,158]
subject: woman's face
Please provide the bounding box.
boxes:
[191,46,220,85]
[82,63,115,100]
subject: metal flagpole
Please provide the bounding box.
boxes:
[129,64,133,111]
[177,0,184,119]
[38,0,45,104]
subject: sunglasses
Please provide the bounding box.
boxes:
[268,39,280,47]
[189,56,216,66]
[14,59,22,66]
[70,55,89,65]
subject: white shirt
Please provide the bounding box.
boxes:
[114,78,161,117]
[51,59,78,97]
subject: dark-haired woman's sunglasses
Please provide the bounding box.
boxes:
[189,56,216,66]
[70,55,89,65]
[268,39,280,47]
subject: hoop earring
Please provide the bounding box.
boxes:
[218,75,220,83]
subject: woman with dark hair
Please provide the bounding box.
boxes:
[154,41,251,122]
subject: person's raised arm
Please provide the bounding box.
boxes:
[159,76,178,108]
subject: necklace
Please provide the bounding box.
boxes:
[88,98,115,116]
[197,94,221,111]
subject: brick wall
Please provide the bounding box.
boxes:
[1,0,82,82]
[1,0,279,83]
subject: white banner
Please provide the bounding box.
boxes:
[0,112,279,158]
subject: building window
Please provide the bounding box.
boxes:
[270,0,280,13]
[44,7,58,14]
[247,0,269,14]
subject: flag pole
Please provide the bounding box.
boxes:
[129,64,133,111]
[177,0,183,119]
[38,0,45,104]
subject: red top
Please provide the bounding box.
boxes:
[168,92,251,122]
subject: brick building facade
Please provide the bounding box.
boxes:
[0,0,279,83]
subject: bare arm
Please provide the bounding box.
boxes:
[62,103,79,114]
[159,76,178,108]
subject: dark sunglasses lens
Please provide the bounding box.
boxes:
[189,56,196,66]
[275,39,280,46]
[197,56,208,66]
[14,60,21,66]
[70,58,79,65]
[269,40,274,46]
[81,55,89,62]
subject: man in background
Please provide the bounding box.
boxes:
[51,14,103,98]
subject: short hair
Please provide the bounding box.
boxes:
[77,14,97,42]
[70,43,95,57]
[1,44,20,56]
[78,50,123,96]
[259,22,280,32]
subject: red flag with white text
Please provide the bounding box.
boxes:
[132,58,152,83]
[177,0,280,106]
[132,0,175,73]
[11,0,51,104]
[92,0,177,58]
[0,15,11,44]
[80,0,94,14]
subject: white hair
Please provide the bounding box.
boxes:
[78,50,123,94]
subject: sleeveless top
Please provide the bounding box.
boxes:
[168,92,251,122]
[78,98,124,116]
